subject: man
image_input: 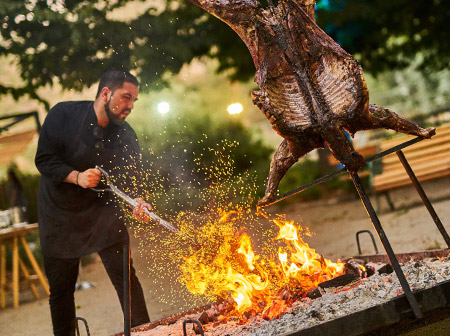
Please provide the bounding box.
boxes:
[35,68,151,335]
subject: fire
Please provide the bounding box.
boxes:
[179,208,345,320]
[124,139,345,323]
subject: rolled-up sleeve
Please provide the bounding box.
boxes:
[35,104,74,184]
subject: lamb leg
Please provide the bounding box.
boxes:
[258,139,314,207]
[348,104,436,138]
[321,126,365,173]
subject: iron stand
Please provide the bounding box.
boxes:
[75,317,91,336]
[356,230,379,255]
[395,150,450,248]
[350,172,422,318]
[266,136,450,319]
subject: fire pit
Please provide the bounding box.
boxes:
[115,252,450,336]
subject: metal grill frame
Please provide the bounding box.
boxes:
[266,136,450,318]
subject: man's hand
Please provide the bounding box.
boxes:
[133,198,152,222]
[77,168,102,188]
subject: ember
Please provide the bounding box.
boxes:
[179,208,345,322]
[119,140,449,336]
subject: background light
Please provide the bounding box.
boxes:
[227,103,243,115]
[157,102,170,114]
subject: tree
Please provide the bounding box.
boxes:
[0,0,251,107]
[1,0,448,106]
[316,0,450,75]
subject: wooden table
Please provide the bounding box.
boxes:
[0,223,49,308]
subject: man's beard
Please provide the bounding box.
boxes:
[105,98,126,125]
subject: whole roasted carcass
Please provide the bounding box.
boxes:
[186,0,435,206]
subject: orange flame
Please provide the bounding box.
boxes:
[179,209,344,319]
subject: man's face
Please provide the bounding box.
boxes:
[104,81,139,125]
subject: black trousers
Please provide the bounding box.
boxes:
[43,242,150,336]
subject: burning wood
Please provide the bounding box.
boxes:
[178,209,345,322]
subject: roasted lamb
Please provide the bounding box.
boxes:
[186,0,435,206]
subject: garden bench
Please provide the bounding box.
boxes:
[372,123,450,210]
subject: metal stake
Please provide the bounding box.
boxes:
[356,230,379,255]
[183,319,205,336]
[350,172,423,318]
[124,245,131,336]
[75,317,91,336]
[396,150,450,248]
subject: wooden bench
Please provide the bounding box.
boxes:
[372,123,450,209]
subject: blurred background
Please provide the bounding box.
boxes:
[0,0,449,261]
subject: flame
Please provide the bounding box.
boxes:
[179,209,344,320]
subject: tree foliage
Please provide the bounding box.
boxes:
[1,0,448,105]
[0,0,249,105]
[316,0,450,75]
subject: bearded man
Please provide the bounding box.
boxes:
[35,68,151,335]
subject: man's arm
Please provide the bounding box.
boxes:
[63,169,102,188]
[118,125,153,222]
[132,198,152,222]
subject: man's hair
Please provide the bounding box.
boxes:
[96,68,139,98]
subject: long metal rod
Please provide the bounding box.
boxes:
[350,172,423,318]
[396,150,450,248]
[92,166,201,248]
[124,245,131,336]
[94,166,180,234]
[268,137,425,205]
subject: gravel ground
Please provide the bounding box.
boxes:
[0,177,449,336]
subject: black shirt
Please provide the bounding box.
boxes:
[35,101,141,258]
